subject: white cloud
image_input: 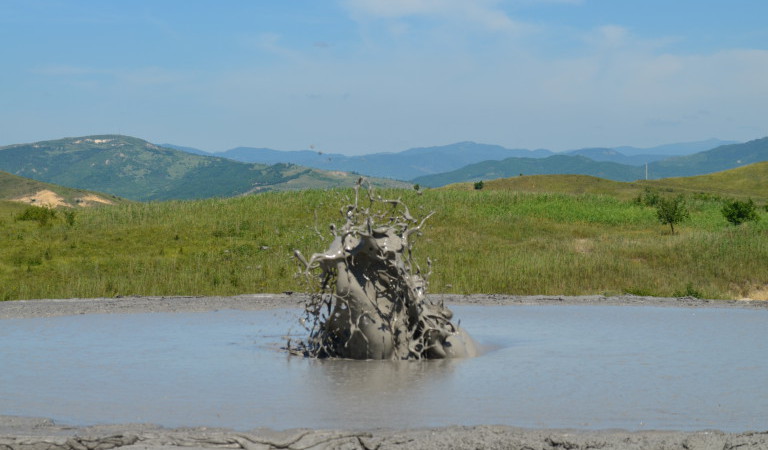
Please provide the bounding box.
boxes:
[32,64,187,87]
[343,0,447,18]
[31,65,100,77]
[590,25,630,49]
[115,67,187,86]
[342,0,526,33]
[192,20,768,153]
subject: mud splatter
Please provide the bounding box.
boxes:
[292,179,476,360]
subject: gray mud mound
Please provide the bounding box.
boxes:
[293,179,475,360]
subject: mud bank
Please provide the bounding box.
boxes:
[2,415,768,450]
[1,293,766,320]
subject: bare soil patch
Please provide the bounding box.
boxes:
[12,189,71,208]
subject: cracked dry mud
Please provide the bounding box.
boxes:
[2,417,768,450]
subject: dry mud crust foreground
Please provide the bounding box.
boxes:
[2,294,768,450]
[2,417,768,450]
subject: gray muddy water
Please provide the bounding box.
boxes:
[1,305,766,432]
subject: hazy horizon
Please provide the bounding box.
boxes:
[160,137,739,156]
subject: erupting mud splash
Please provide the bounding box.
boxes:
[293,179,476,360]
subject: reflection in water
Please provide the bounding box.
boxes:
[1,305,767,431]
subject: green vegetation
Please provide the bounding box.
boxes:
[638,161,768,201]
[0,170,124,207]
[443,162,768,204]
[2,184,767,301]
[0,135,409,201]
[15,205,59,227]
[413,154,646,187]
[721,198,759,226]
[649,137,768,178]
[655,195,690,234]
[634,187,661,207]
[412,137,768,188]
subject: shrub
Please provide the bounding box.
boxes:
[721,198,759,225]
[655,195,689,234]
[64,210,77,227]
[634,187,661,207]
[474,181,484,190]
[15,205,57,226]
[674,282,704,299]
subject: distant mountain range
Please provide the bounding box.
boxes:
[413,155,647,186]
[2,135,764,201]
[412,137,768,187]
[163,138,736,181]
[0,136,408,201]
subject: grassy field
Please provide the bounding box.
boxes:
[443,161,768,203]
[1,178,766,301]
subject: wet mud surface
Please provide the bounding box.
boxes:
[2,293,766,320]
[2,294,768,449]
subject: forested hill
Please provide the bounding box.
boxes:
[0,135,407,201]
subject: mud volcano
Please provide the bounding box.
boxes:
[293,179,476,360]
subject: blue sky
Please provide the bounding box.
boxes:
[1,0,767,154]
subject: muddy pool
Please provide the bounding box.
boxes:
[1,304,766,432]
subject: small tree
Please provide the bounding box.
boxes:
[721,198,759,225]
[474,180,484,190]
[656,195,689,234]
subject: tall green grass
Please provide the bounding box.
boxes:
[1,188,766,301]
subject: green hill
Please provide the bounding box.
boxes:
[414,154,645,187]
[442,174,642,199]
[413,137,768,187]
[648,137,768,178]
[0,135,408,201]
[0,171,127,207]
[639,161,768,201]
[441,161,768,203]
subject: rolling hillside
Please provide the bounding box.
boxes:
[413,154,646,187]
[640,160,768,201]
[167,139,733,180]
[561,139,738,166]
[0,135,408,201]
[0,171,126,207]
[2,135,759,198]
[207,141,553,180]
[414,137,768,187]
[647,137,768,178]
[441,161,768,203]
